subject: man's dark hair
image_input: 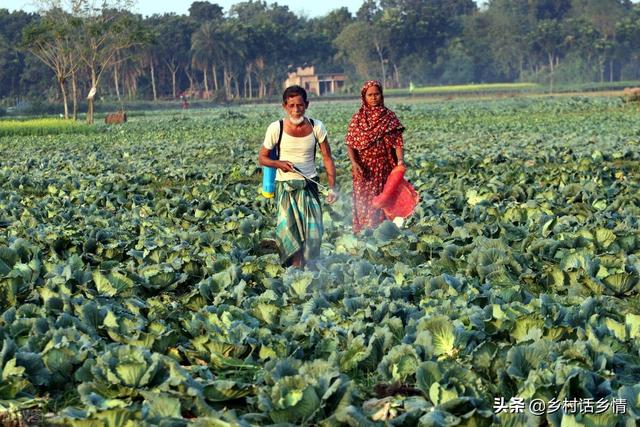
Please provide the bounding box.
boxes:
[282,85,308,104]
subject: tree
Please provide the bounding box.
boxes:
[229,1,304,98]
[440,37,475,84]
[530,0,571,20]
[1,9,40,100]
[616,15,640,80]
[336,2,396,86]
[6,0,640,102]
[481,0,533,81]
[189,3,224,97]
[379,0,476,63]
[0,34,10,89]
[189,1,223,23]
[22,10,81,118]
[191,21,219,96]
[571,0,632,81]
[155,14,194,99]
[138,22,159,100]
[111,42,147,100]
[79,8,147,123]
[231,1,298,29]
[242,21,282,98]
[310,7,354,43]
[529,19,568,91]
[371,0,476,85]
[335,22,378,80]
[356,0,381,22]
[24,0,146,122]
[0,32,15,100]
[214,20,247,99]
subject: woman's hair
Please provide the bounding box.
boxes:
[282,85,308,104]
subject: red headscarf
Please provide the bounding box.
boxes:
[345,80,404,150]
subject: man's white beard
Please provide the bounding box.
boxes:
[288,115,305,125]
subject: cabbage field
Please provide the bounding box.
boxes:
[1,96,640,426]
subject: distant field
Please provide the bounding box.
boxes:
[1,96,639,425]
[387,82,539,95]
[0,118,95,136]
[385,80,640,98]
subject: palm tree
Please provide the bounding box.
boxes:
[139,24,159,101]
[215,21,247,100]
[155,15,195,99]
[191,22,218,97]
[191,21,247,100]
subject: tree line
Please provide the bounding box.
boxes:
[1,0,640,121]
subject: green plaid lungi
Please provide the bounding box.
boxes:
[275,179,323,264]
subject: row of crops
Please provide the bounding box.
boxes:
[0,118,96,137]
[1,96,639,426]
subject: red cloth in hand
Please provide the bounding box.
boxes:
[371,164,419,220]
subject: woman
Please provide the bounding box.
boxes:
[258,85,338,267]
[346,80,405,234]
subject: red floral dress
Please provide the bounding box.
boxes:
[346,81,404,234]
[351,131,403,233]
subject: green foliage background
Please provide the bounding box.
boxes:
[2,0,640,110]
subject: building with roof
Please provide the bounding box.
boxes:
[285,66,346,96]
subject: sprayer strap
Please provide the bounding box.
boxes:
[274,118,316,160]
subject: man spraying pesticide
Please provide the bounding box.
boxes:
[258,85,338,267]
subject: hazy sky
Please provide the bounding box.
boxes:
[1,0,362,18]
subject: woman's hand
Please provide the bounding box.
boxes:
[277,160,295,172]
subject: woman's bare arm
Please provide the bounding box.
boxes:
[346,145,363,177]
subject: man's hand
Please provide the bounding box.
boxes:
[277,160,295,172]
[326,189,339,204]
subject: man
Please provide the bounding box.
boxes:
[258,85,338,267]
